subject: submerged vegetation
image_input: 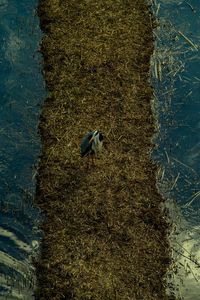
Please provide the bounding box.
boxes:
[35,0,172,299]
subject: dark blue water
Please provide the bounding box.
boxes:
[151,0,200,298]
[0,0,45,298]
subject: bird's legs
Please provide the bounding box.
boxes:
[92,153,96,166]
[85,154,96,170]
[87,154,95,169]
[87,155,90,169]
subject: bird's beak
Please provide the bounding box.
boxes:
[89,137,94,143]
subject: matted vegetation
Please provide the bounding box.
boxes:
[35,0,173,299]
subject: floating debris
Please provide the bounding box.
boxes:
[178,30,198,51]
[184,190,200,207]
[170,173,180,190]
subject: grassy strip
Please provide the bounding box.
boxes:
[35,0,172,299]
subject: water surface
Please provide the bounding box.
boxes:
[0,0,45,298]
[151,0,200,298]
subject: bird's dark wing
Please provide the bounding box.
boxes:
[99,133,103,141]
[80,132,93,157]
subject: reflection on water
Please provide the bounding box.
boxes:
[0,0,45,298]
[151,0,200,299]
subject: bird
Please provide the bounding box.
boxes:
[80,130,103,162]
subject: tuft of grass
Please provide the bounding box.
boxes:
[35,0,173,299]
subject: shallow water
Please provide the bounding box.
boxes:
[151,0,200,298]
[0,0,45,298]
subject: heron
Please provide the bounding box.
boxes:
[80,130,103,164]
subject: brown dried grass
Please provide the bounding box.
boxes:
[35,0,173,299]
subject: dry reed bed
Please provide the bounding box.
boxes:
[35,0,172,299]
